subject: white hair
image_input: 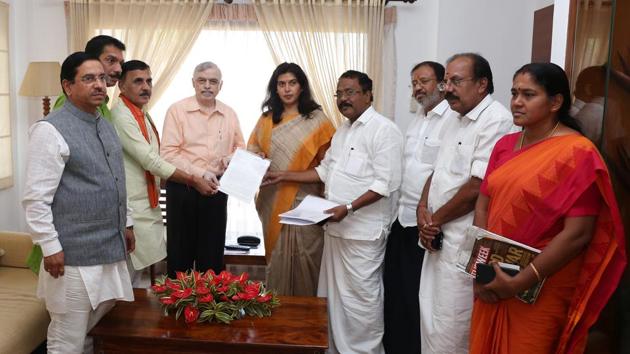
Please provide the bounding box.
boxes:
[193,61,222,79]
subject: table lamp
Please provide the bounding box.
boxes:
[19,61,61,116]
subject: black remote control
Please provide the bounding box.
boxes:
[225,244,250,251]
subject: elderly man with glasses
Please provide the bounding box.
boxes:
[160,61,245,278]
[383,61,452,354]
[416,53,516,353]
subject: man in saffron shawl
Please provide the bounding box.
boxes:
[110,60,217,282]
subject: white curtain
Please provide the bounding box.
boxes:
[381,6,396,120]
[253,0,387,125]
[65,0,214,109]
[204,4,266,243]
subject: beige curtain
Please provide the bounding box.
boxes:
[570,0,612,88]
[253,0,386,125]
[66,0,214,109]
[381,7,396,120]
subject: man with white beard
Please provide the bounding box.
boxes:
[383,61,451,354]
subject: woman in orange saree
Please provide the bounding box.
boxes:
[470,63,626,354]
[248,63,335,296]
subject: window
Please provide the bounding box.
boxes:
[149,28,276,139]
[149,27,276,240]
[0,2,13,190]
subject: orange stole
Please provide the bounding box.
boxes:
[470,135,626,354]
[120,94,161,208]
[248,112,335,260]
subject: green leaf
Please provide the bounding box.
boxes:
[175,305,184,320]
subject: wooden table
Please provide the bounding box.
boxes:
[224,246,266,266]
[90,289,328,354]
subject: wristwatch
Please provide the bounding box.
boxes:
[346,203,354,215]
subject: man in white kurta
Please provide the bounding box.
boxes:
[383,61,451,354]
[110,60,217,276]
[264,70,402,354]
[22,53,134,354]
[417,53,515,354]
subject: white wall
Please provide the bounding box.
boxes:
[0,0,66,232]
[391,1,439,132]
[551,0,569,66]
[392,0,556,130]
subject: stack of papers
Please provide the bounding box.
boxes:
[218,149,271,202]
[279,195,339,225]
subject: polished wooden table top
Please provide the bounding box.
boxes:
[224,245,266,266]
[90,288,328,354]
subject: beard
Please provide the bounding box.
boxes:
[418,89,442,111]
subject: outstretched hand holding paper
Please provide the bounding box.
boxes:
[279,195,339,225]
[218,148,271,202]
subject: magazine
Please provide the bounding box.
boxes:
[456,225,544,304]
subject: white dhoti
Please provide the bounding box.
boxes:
[419,218,473,354]
[38,261,134,354]
[318,231,387,354]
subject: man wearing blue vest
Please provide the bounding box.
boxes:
[23,52,135,354]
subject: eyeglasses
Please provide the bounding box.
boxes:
[195,78,221,86]
[409,78,437,89]
[334,88,362,99]
[440,77,475,89]
[79,74,107,85]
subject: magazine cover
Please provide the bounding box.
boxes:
[456,226,544,304]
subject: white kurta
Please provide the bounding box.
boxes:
[418,95,515,354]
[111,102,176,270]
[315,106,403,354]
[397,100,451,227]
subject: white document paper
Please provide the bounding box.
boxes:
[218,148,271,202]
[279,195,339,226]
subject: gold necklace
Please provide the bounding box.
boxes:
[518,120,560,149]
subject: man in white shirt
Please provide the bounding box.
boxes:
[383,61,450,354]
[22,52,135,354]
[264,70,403,354]
[417,53,515,354]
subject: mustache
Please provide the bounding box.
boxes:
[338,102,352,108]
[445,92,459,101]
[139,91,150,97]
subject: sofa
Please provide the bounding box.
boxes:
[0,231,49,354]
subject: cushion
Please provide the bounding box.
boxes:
[0,231,33,268]
[0,267,49,354]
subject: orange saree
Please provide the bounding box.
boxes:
[247,110,334,295]
[470,133,626,354]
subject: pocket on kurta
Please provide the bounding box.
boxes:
[420,139,441,165]
[344,150,369,177]
[449,144,474,175]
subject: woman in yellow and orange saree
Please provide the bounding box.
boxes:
[248,63,335,296]
[470,63,626,354]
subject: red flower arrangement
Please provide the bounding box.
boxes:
[152,269,280,324]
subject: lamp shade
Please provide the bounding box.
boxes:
[19,61,61,97]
